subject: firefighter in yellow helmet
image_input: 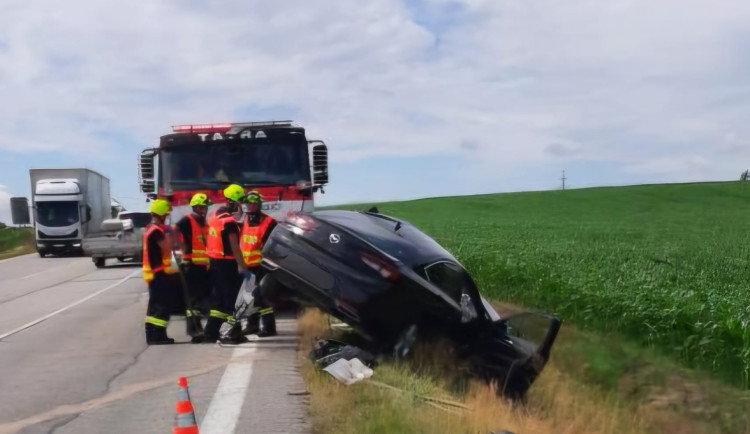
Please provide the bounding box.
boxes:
[142,199,182,345]
[204,184,250,343]
[239,190,278,336]
[174,193,212,339]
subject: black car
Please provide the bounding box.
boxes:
[258,209,561,397]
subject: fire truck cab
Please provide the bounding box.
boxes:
[138,121,329,223]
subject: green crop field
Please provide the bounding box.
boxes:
[334,182,750,389]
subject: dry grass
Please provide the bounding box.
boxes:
[297,308,750,434]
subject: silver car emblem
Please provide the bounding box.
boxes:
[329,233,340,244]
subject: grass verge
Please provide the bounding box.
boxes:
[0,227,35,260]
[332,182,750,388]
[298,308,750,434]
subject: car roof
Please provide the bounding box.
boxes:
[312,210,460,268]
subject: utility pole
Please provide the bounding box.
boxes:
[560,170,567,190]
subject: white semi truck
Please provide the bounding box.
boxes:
[29,168,112,257]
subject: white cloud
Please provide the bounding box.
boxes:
[1,0,749,202]
[623,155,712,176]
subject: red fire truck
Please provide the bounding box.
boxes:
[137,121,329,223]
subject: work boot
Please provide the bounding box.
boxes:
[258,312,277,337]
[145,324,175,345]
[203,317,223,343]
[219,321,248,345]
[185,311,204,338]
[242,312,260,335]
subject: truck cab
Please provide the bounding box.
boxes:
[29,168,112,257]
[138,121,329,223]
[33,179,87,256]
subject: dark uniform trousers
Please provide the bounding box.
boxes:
[204,258,243,340]
[183,263,212,314]
[146,272,185,323]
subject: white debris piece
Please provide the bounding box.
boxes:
[322,358,374,385]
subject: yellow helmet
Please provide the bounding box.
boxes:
[245,190,263,204]
[190,193,209,207]
[224,184,245,202]
[149,199,171,216]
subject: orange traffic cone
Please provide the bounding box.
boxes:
[173,377,199,434]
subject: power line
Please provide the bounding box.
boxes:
[560,170,567,190]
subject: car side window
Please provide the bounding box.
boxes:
[423,262,464,302]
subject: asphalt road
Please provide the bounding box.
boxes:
[0,254,309,434]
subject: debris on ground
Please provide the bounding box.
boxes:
[323,358,374,385]
[311,338,378,368]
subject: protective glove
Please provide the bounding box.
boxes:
[241,270,256,282]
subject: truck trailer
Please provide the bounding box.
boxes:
[29,168,112,257]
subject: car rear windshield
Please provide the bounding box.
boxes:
[120,213,151,228]
[419,261,475,303]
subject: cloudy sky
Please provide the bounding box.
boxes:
[2,0,750,224]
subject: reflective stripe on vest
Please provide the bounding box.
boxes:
[142,224,175,283]
[181,214,209,265]
[206,213,238,260]
[239,215,274,266]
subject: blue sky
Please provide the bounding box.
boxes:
[2,0,750,223]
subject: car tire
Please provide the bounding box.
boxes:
[94,257,106,268]
[38,250,46,258]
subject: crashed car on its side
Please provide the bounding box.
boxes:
[258,209,562,397]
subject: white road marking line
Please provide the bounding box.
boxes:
[0,269,140,341]
[0,253,35,264]
[19,270,46,280]
[19,264,70,280]
[200,347,257,434]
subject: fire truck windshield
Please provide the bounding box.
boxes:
[160,141,309,191]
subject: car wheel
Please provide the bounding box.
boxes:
[38,250,46,258]
[93,258,106,268]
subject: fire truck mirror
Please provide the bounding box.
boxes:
[310,141,329,187]
[139,149,157,194]
[10,197,31,226]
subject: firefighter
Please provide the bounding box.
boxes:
[204,184,250,343]
[239,190,278,336]
[175,193,212,318]
[143,199,183,345]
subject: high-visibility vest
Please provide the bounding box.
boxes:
[239,214,275,267]
[206,212,238,260]
[142,224,177,283]
[180,214,209,266]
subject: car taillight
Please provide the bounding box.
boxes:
[171,123,233,133]
[286,213,318,232]
[361,251,402,282]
